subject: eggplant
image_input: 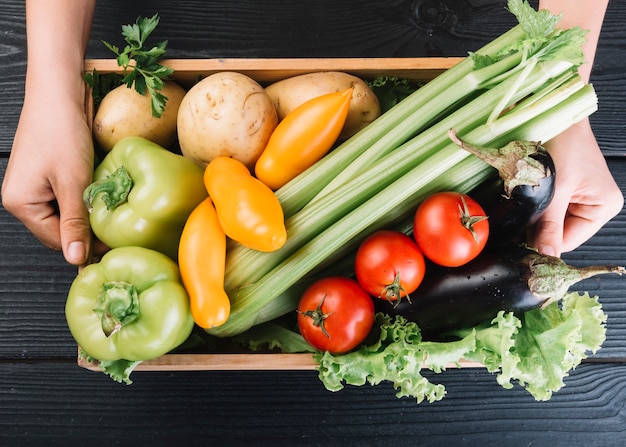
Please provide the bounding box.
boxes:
[448,129,555,244]
[376,244,624,340]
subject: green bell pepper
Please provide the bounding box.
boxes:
[83,136,208,259]
[66,246,194,362]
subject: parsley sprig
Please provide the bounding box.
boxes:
[101,13,173,118]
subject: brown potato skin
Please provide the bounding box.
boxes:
[177,72,278,169]
[265,71,381,140]
[93,81,186,152]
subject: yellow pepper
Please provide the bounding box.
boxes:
[178,197,230,329]
[254,88,353,190]
[204,156,287,252]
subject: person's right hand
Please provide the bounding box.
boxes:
[2,89,96,266]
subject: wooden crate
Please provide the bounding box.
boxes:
[78,57,484,373]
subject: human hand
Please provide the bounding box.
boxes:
[2,92,96,266]
[527,118,624,257]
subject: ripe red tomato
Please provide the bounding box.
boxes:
[297,277,374,354]
[413,191,489,267]
[354,230,426,302]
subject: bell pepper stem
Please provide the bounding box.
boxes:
[83,165,134,212]
[93,281,140,337]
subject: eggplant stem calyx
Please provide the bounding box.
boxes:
[527,253,626,306]
[448,129,552,198]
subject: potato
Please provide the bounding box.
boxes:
[177,72,278,169]
[93,80,186,152]
[265,71,381,140]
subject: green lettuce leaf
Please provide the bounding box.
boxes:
[233,321,315,353]
[315,292,606,403]
[314,313,476,403]
[514,292,604,400]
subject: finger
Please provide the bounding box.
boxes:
[2,179,63,251]
[56,187,93,266]
[527,188,570,257]
[561,192,624,252]
[18,201,63,251]
[561,212,601,253]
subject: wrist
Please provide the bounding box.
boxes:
[24,64,87,111]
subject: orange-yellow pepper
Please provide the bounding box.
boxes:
[178,197,230,329]
[254,88,353,190]
[204,156,287,252]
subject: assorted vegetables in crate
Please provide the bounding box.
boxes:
[70,0,625,400]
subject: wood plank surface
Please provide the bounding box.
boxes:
[1,0,626,445]
[1,362,626,446]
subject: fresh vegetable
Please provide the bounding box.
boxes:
[178,197,230,329]
[83,136,208,259]
[316,290,607,402]
[297,277,375,354]
[177,71,278,169]
[66,246,194,363]
[265,71,381,140]
[354,230,426,302]
[92,80,186,152]
[85,13,174,118]
[449,129,556,244]
[255,88,353,190]
[413,191,489,267]
[367,76,422,113]
[208,0,597,338]
[377,244,625,339]
[204,156,287,252]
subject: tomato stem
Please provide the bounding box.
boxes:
[93,281,140,337]
[298,295,333,338]
[83,165,134,212]
[458,195,488,243]
[383,271,411,305]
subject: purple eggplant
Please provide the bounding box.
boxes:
[376,244,624,340]
[448,129,555,244]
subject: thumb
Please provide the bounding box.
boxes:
[528,215,563,258]
[527,190,570,257]
[57,189,92,266]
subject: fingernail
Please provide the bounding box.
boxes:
[67,241,86,264]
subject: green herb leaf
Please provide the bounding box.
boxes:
[83,69,123,109]
[100,13,172,118]
[367,76,422,113]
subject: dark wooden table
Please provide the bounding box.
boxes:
[2,1,625,445]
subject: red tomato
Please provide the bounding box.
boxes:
[413,191,489,267]
[354,230,426,302]
[297,277,374,354]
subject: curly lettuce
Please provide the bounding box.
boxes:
[315,292,606,403]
